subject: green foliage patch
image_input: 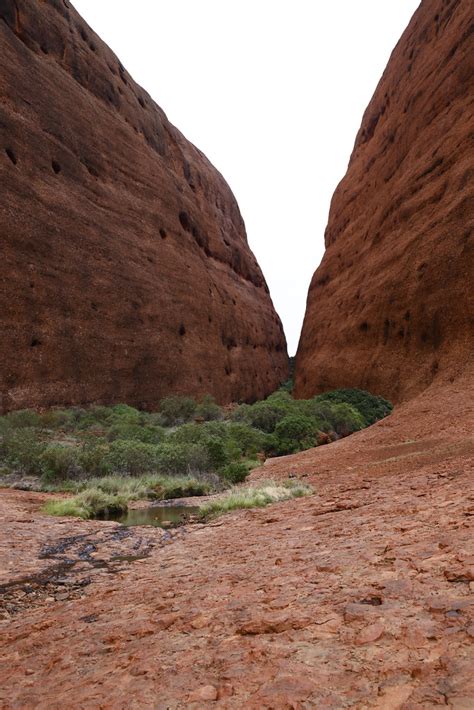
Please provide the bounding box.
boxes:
[1,387,392,520]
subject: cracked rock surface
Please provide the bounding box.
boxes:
[1,374,473,708]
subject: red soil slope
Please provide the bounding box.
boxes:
[0,0,287,412]
[295,0,473,403]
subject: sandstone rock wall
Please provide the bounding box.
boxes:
[295,0,473,403]
[0,0,287,412]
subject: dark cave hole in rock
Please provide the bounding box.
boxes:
[30,338,41,348]
[5,148,17,165]
[138,96,145,108]
[87,164,99,178]
[359,321,369,332]
[80,29,88,42]
[40,45,48,54]
[159,228,167,239]
[91,303,98,311]
[179,324,186,336]
[179,211,191,232]
[52,160,61,174]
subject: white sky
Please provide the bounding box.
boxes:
[73,0,420,354]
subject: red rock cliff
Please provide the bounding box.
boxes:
[295,0,473,403]
[0,0,288,412]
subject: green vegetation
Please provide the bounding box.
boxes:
[43,489,128,520]
[0,388,392,519]
[199,480,312,519]
[43,474,209,520]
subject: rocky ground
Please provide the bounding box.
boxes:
[0,375,473,708]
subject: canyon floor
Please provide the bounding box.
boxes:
[1,374,473,709]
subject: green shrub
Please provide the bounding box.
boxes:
[39,409,76,430]
[326,402,365,437]
[274,414,318,455]
[159,396,196,426]
[104,440,159,475]
[314,388,393,426]
[195,395,222,421]
[155,442,210,476]
[77,440,111,477]
[219,462,248,484]
[0,428,46,474]
[5,409,42,429]
[109,403,141,423]
[205,437,230,469]
[227,423,269,457]
[232,401,288,433]
[106,423,165,444]
[40,445,82,481]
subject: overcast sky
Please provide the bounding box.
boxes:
[73,0,420,354]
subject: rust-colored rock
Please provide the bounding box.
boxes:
[1,374,473,708]
[0,0,287,412]
[295,0,473,403]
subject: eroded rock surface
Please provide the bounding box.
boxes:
[296,0,473,402]
[1,373,473,708]
[0,0,287,411]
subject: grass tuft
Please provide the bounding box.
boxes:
[199,479,312,519]
[43,489,128,520]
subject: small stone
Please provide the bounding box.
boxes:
[355,622,385,645]
[188,685,218,702]
[190,615,210,630]
[155,613,179,630]
[427,598,447,613]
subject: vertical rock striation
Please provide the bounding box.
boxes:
[296,0,473,403]
[0,0,287,412]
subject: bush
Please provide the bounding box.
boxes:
[39,409,76,430]
[314,388,393,426]
[77,440,111,477]
[274,414,318,455]
[104,440,159,475]
[195,395,222,421]
[326,402,365,437]
[232,401,288,433]
[155,442,210,476]
[219,462,249,484]
[227,423,270,457]
[40,445,82,481]
[106,423,165,444]
[159,396,196,426]
[5,409,42,429]
[0,428,46,474]
[109,403,142,423]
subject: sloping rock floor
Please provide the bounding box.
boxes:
[0,375,473,708]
